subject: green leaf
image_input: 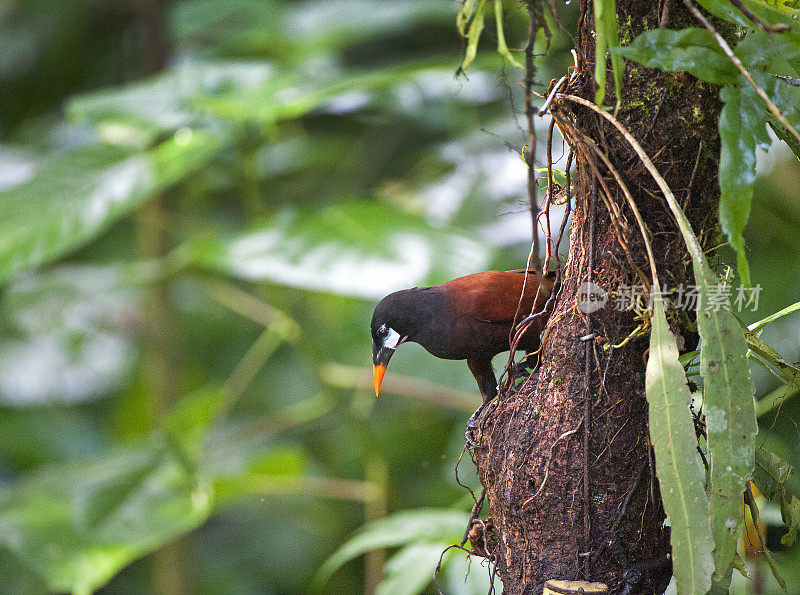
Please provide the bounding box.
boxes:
[744,328,800,389]
[533,167,569,188]
[171,0,457,59]
[756,383,800,419]
[754,448,793,497]
[610,28,739,86]
[70,58,438,137]
[376,543,446,595]
[751,449,800,548]
[695,0,800,44]
[645,294,715,595]
[0,132,221,285]
[457,0,477,36]
[444,549,503,594]
[781,496,800,547]
[593,0,623,109]
[460,0,487,72]
[0,265,139,405]
[210,445,307,499]
[683,274,758,592]
[769,117,800,160]
[0,437,211,593]
[165,386,227,463]
[67,61,276,143]
[316,508,468,586]
[191,200,493,299]
[692,274,757,590]
[493,0,523,70]
[748,300,800,333]
[719,84,766,287]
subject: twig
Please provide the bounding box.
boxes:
[683,0,800,146]
[571,130,660,284]
[538,75,568,116]
[555,150,574,261]
[524,1,542,271]
[726,0,791,33]
[433,543,478,595]
[612,461,648,532]
[556,121,650,286]
[660,0,670,28]
[460,489,487,546]
[775,74,800,87]
[543,118,557,268]
[683,140,704,211]
[555,93,703,265]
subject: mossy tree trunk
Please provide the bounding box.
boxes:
[473,2,723,592]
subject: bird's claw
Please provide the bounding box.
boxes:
[465,427,482,448]
[465,399,494,449]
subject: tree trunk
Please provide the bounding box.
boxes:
[473,2,723,592]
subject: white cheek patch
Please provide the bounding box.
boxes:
[383,327,402,350]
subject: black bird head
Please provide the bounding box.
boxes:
[370,291,415,396]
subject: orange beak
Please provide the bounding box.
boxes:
[373,364,387,397]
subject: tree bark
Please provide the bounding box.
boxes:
[473,2,723,593]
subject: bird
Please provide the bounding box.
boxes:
[371,269,557,443]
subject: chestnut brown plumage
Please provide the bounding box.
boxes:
[370,269,556,405]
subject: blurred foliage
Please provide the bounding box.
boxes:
[0,0,573,592]
[0,0,799,593]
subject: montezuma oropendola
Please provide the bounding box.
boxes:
[371,269,557,442]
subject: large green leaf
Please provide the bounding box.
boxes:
[696,0,800,45]
[697,272,758,590]
[171,0,456,59]
[718,84,766,287]
[376,543,447,595]
[69,58,442,137]
[658,175,758,588]
[0,132,221,285]
[718,32,800,285]
[645,294,715,594]
[0,437,211,594]
[0,265,139,405]
[749,300,800,334]
[67,62,276,144]
[651,144,759,590]
[610,28,738,86]
[191,201,493,299]
[444,549,503,594]
[316,508,468,587]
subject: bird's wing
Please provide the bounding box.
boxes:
[443,271,544,324]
